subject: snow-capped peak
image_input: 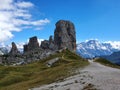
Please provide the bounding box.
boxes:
[104,41,120,50]
[77,40,120,58]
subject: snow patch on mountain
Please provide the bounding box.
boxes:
[104,41,120,49]
[77,40,120,58]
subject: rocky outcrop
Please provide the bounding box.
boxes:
[23,36,55,63]
[24,36,39,52]
[23,44,28,52]
[48,36,55,50]
[54,20,76,51]
[40,40,49,49]
[40,20,76,52]
[9,42,20,55]
[41,36,56,50]
[1,42,23,64]
[1,20,76,65]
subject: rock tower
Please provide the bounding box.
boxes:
[54,20,76,51]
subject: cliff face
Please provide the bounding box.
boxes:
[54,20,76,51]
[24,36,39,52]
[24,20,76,52]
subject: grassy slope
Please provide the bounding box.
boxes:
[0,49,89,90]
[95,58,120,69]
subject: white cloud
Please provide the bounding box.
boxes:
[16,1,34,8]
[105,41,120,49]
[31,19,50,26]
[0,0,14,10]
[0,0,50,43]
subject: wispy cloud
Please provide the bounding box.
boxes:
[0,0,50,43]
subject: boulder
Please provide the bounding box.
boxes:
[54,20,76,51]
[46,57,59,67]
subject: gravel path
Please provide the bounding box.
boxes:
[30,60,120,90]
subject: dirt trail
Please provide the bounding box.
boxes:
[31,60,120,90]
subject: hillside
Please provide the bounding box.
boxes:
[32,60,120,90]
[0,49,89,90]
[101,51,120,65]
[95,58,120,68]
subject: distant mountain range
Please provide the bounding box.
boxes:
[101,51,120,65]
[0,47,10,55]
[77,40,120,58]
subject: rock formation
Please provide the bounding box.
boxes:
[54,20,76,51]
[2,42,22,64]
[40,40,49,49]
[48,35,55,50]
[24,36,39,52]
[9,42,20,55]
[23,44,28,52]
[40,20,76,52]
[41,36,56,50]
[1,20,76,65]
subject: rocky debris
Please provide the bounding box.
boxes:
[23,47,55,63]
[54,20,76,51]
[46,57,59,67]
[12,61,26,66]
[24,36,39,52]
[9,42,20,55]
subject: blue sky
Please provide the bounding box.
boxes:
[0,0,120,45]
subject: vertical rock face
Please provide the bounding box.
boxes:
[9,42,20,55]
[23,44,28,52]
[40,40,49,49]
[28,36,39,51]
[24,36,39,52]
[48,36,55,50]
[54,20,76,51]
[41,36,55,50]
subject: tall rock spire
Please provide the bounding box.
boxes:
[9,42,20,55]
[54,20,76,51]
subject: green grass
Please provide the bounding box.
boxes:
[0,49,89,90]
[94,58,120,69]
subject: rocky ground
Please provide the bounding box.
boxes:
[30,60,120,90]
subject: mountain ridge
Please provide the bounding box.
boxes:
[101,51,120,65]
[77,40,120,58]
